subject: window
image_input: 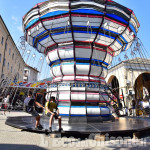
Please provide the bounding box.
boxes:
[3,58,6,67]
[12,53,14,60]
[9,48,11,55]
[5,43,7,51]
[11,66,13,73]
[1,74,4,79]
[19,63,20,70]
[7,62,9,70]
[1,37,4,45]
[0,54,1,63]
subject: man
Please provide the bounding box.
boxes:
[129,99,136,116]
[24,91,44,130]
[45,96,62,132]
[3,94,10,115]
[12,91,20,110]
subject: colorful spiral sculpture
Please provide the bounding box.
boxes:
[23,0,139,122]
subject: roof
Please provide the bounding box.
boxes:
[109,57,150,71]
[25,64,39,72]
[123,57,150,65]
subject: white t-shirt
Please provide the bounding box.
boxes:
[142,102,149,108]
[139,101,143,107]
[24,97,31,106]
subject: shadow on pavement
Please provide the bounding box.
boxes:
[0,144,48,150]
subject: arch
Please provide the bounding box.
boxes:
[134,72,150,99]
[107,75,120,98]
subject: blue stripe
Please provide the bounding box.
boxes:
[87,106,99,108]
[52,31,72,36]
[51,61,108,70]
[62,58,74,61]
[33,38,35,46]
[63,62,74,65]
[76,62,90,65]
[52,64,60,67]
[101,27,119,35]
[49,58,109,67]
[123,44,128,51]
[45,30,116,40]
[58,106,70,108]
[100,114,111,117]
[72,9,104,15]
[25,11,68,29]
[59,114,70,116]
[116,39,123,46]
[120,35,127,43]
[34,25,118,40]
[35,30,47,38]
[76,58,90,61]
[38,34,49,42]
[41,11,68,19]
[49,59,60,66]
[98,32,115,39]
[25,18,39,29]
[35,29,116,43]
[129,23,137,35]
[100,106,109,108]
[106,14,128,24]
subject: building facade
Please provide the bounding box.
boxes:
[0,15,26,86]
[106,58,150,107]
[0,15,38,86]
[23,65,39,83]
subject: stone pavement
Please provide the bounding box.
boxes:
[1,111,150,150]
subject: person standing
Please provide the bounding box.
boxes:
[3,94,10,115]
[129,99,136,116]
[24,91,44,130]
[12,92,20,110]
[45,96,62,132]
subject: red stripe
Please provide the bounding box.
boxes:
[105,17,127,27]
[42,14,69,22]
[27,21,41,31]
[71,100,85,102]
[75,46,91,49]
[58,100,70,102]
[87,100,108,103]
[58,100,109,103]
[53,74,105,79]
[27,14,69,31]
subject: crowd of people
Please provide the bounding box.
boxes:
[0,89,63,132]
[109,92,150,117]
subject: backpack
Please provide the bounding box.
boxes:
[131,100,135,107]
[24,97,35,113]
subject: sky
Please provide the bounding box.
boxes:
[0,0,150,80]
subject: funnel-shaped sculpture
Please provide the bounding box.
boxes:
[23,0,139,122]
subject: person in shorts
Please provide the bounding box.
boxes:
[45,96,62,132]
[24,91,44,130]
